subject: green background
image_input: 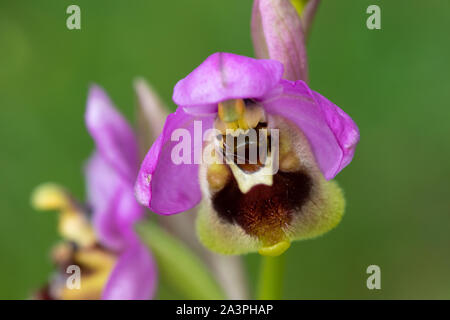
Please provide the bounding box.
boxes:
[1,0,449,299]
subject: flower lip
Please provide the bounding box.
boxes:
[172,52,284,109]
[212,170,312,246]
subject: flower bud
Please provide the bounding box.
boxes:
[251,0,308,81]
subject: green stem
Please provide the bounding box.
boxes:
[256,253,286,300]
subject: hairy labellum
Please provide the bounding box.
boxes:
[212,170,312,245]
[198,114,345,255]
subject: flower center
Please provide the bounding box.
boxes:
[211,99,274,193]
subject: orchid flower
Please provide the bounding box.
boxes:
[85,85,157,299]
[134,0,358,257]
[135,52,359,256]
[32,86,157,300]
[32,183,116,300]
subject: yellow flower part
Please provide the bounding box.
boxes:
[31,183,96,247]
[32,183,117,300]
[290,0,308,16]
[60,247,116,300]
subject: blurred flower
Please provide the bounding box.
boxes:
[32,183,116,300]
[135,52,359,256]
[85,85,157,299]
[33,86,157,299]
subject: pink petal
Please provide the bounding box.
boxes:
[85,153,143,251]
[85,152,125,250]
[135,108,215,214]
[173,52,284,109]
[251,0,308,81]
[261,80,359,179]
[85,85,139,183]
[312,90,360,171]
[115,185,144,245]
[102,243,157,300]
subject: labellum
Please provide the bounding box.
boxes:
[197,98,345,256]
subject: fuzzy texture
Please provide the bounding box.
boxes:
[196,180,344,255]
[85,85,157,299]
[196,116,345,254]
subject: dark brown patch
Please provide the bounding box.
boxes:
[212,171,312,245]
[220,122,271,173]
